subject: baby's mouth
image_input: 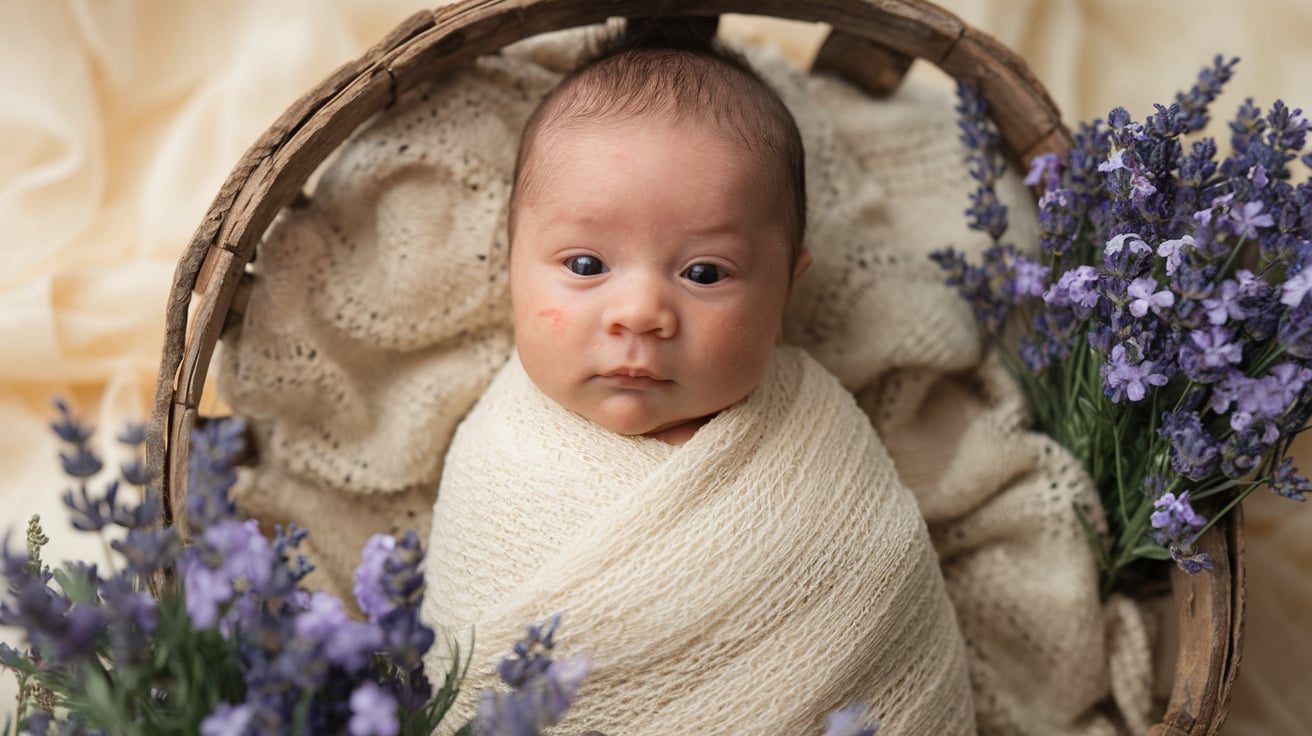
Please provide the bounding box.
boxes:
[600,366,666,381]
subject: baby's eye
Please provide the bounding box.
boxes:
[682,263,726,285]
[564,255,608,276]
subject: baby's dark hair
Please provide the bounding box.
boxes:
[506,17,808,277]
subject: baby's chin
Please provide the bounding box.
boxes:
[582,394,693,438]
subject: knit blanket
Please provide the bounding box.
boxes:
[420,345,976,735]
[216,22,1161,736]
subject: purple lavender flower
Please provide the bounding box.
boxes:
[111,527,179,577]
[1103,232,1155,276]
[1102,343,1169,402]
[1271,458,1311,502]
[181,519,273,629]
[294,592,350,642]
[1039,187,1070,208]
[1151,488,1216,574]
[1011,255,1050,298]
[381,530,426,611]
[322,620,386,673]
[1105,232,1151,257]
[180,563,234,631]
[955,82,1010,242]
[1098,148,1128,173]
[348,682,399,736]
[1209,363,1309,437]
[1266,362,1312,410]
[1127,277,1175,317]
[354,533,397,623]
[186,417,248,531]
[98,573,159,667]
[1235,269,1270,299]
[289,589,388,673]
[200,702,255,736]
[473,613,593,736]
[1157,235,1193,276]
[1044,265,1101,310]
[1174,55,1239,132]
[1202,279,1251,325]
[824,704,881,736]
[933,57,1312,593]
[1248,163,1269,188]
[1157,411,1220,480]
[1179,326,1244,382]
[497,614,561,688]
[1150,490,1207,544]
[1171,547,1214,574]
[49,398,94,445]
[1277,299,1312,358]
[540,655,592,722]
[475,654,592,736]
[1129,172,1157,201]
[1220,429,1268,478]
[59,445,103,480]
[119,458,156,487]
[116,421,148,446]
[1281,268,1312,307]
[1227,200,1275,239]
[1024,152,1062,190]
[62,482,120,533]
[929,244,1029,334]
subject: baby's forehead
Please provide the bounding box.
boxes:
[532,115,766,178]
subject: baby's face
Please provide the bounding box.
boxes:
[509,117,810,440]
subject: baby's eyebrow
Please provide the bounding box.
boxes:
[685,220,747,238]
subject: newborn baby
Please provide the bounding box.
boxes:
[505,28,813,449]
[421,20,976,735]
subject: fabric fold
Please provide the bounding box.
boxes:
[421,345,977,736]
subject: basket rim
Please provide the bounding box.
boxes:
[142,2,1242,734]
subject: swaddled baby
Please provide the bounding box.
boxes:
[420,20,976,735]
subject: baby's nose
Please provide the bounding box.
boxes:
[605,278,677,339]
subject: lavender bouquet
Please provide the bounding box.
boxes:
[0,400,592,735]
[931,57,1312,597]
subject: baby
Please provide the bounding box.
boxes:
[421,20,975,735]
[506,19,812,445]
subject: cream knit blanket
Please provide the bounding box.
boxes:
[420,345,976,735]
[217,23,1160,736]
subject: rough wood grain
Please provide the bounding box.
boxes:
[939,26,1063,160]
[1145,514,1242,736]
[811,27,915,97]
[167,404,198,542]
[177,248,242,409]
[222,272,256,340]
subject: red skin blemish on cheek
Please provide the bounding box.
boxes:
[537,308,564,332]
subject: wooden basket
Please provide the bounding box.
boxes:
[143,1,1244,733]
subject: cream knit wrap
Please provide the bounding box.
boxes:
[421,345,975,735]
[217,23,1160,736]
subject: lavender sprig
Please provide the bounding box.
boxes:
[2,403,491,736]
[932,60,1312,595]
[467,613,593,736]
[956,81,1010,242]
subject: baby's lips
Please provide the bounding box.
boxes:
[601,365,666,380]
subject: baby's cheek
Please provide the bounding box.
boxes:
[536,307,567,335]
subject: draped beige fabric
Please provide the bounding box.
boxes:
[1,3,1308,733]
[421,346,978,735]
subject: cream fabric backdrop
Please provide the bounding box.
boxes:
[0,1,1307,733]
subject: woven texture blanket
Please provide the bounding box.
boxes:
[216,23,1157,735]
[420,345,975,734]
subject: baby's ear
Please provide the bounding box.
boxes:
[787,248,814,300]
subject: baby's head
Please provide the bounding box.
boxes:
[506,19,811,442]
